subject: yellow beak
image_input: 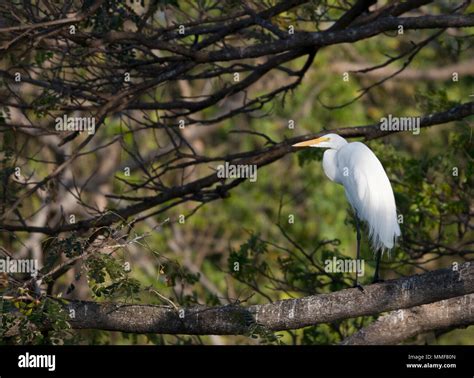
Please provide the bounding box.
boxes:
[292,136,329,147]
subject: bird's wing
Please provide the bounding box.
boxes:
[337,142,400,252]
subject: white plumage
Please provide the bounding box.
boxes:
[293,133,401,254]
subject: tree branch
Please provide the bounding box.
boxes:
[61,262,474,335]
[341,293,474,345]
[195,14,474,63]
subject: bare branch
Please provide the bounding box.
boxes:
[59,263,474,335]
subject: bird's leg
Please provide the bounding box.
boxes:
[373,249,382,283]
[353,216,363,291]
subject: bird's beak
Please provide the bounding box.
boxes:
[292,137,329,147]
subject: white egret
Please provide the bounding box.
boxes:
[293,133,400,286]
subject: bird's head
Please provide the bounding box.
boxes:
[292,133,347,150]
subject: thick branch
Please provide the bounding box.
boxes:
[341,293,474,345]
[194,14,474,63]
[63,262,474,335]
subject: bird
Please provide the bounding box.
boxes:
[292,133,400,287]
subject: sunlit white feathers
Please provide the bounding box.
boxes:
[293,133,401,253]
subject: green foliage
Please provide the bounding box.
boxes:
[34,51,53,66]
[297,147,324,167]
[415,88,458,113]
[86,254,141,300]
[247,322,282,345]
[0,295,73,345]
[160,260,200,288]
[228,233,268,282]
[302,324,341,345]
[83,0,128,33]
[31,92,60,118]
[42,235,84,271]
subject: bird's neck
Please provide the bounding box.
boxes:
[332,138,348,150]
[322,149,341,184]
